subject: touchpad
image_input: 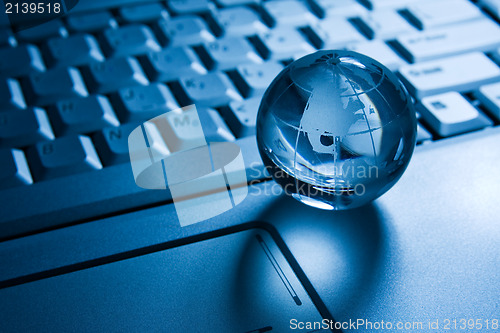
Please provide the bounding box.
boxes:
[1,228,326,332]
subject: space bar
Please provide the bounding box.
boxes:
[0,136,265,240]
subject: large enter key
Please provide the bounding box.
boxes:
[398,52,500,99]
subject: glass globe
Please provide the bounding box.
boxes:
[256,50,417,210]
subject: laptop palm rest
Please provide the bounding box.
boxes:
[0,228,325,332]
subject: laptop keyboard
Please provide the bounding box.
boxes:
[1,0,500,237]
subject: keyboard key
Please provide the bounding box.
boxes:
[0,78,26,111]
[356,10,416,40]
[359,0,419,10]
[147,106,206,152]
[254,28,315,60]
[119,3,169,22]
[394,19,500,63]
[27,135,102,181]
[82,57,149,94]
[66,11,118,33]
[198,37,263,70]
[405,0,483,29]
[0,45,45,77]
[24,67,88,105]
[474,82,500,121]
[481,0,500,21]
[0,28,16,47]
[198,107,235,142]
[215,6,268,37]
[140,46,207,82]
[156,16,216,46]
[346,40,405,71]
[111,83,180,122]
[0,108,54,148]
[308,0,367,18]
[416,124,432,143]
[215,0,259,6]
[93,123,137,166]
[230,61,284,97]
[168,0,213,14]
[49,95,119,135]
[418,92,492,137]
[261,0,318,27]
[399,52,500,98]
[100,25,161,57]
[174,72,243,107]
[220,96,260,137]
[306,18,366,49]
[0,149,33,189]
[17,20,68,42]
[45,34,105,67]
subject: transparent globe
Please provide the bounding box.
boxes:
[256,50,417,210]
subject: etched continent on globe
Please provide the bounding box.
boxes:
[256,50,417,210]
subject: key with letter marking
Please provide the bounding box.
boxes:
[27,135,102,181]
[215,6,268,37]
[405,0,483,29]
[93,123,138,166]
[230,62,284,97]
[0,149,33,189]
[220,96,260,137]
[49,95,119,135]
[82,57,149,94]
[394,19,500,63]
[66,11,118,33]
[418,92,492,137]
[254,28,315,60]
[306,18,365,49]
[0,108,54,148]
[24,67,88,105]
[198,37,263,70]
[261,0,318,27]
[111,83,180,122]
[398,52,500,98]
[174,72,243,107]
[140,46,207,82]
[309,0,367,18]
[119,3,169,23]
[356,10,416,40]
[45,34,105,67]
[0,45,45,77]
[155,16,215,46]
[100,25,161,57]
[346,40,405,71]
